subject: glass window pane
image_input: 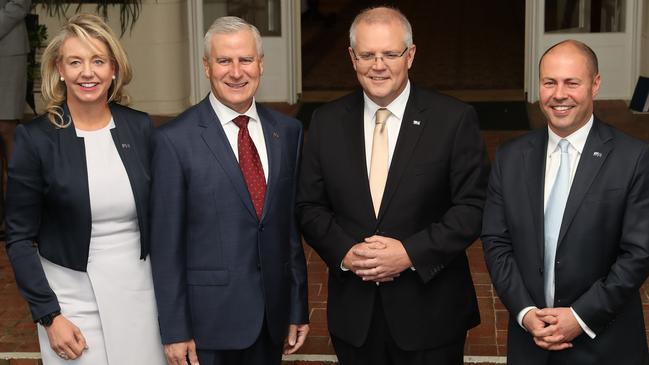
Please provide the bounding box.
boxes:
[545,0,625,33]
[203,0,281,36]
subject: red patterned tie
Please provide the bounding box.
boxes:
[232,115,266,219]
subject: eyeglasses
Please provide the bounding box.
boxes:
[352,47,409,65]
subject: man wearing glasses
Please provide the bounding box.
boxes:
[297,6,489,365]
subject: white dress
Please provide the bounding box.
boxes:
[37,120,166,365]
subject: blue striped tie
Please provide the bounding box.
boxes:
[544,139,570,308]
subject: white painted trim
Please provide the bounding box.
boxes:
[187,0,205,105]
[282,354,338,361]
[465,355,508,364]
[295,0,303,99]
[0,352,510,363]
[524,0,537,102]
[285,0,300,104]
[631,0,644,95]
[281,354,507,364]
[0,352,41,359]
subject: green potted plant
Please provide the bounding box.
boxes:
[36,0,141,36]
[25,13,47,115]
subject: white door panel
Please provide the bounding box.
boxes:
[188,0,301,105]
[525,0,642,101]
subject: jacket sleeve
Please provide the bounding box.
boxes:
[0,0,30,40]
[288,124,309,324]
[572,145,649,333]
[149,128,193,344]
[5,124,60,321]
[481,147,536,316]
[402,106,490,283]
[296,108,358,272]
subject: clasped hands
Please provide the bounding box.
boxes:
[522,307,583,351]
[342,235,413,282]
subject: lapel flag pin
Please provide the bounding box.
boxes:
[272,132,280,139]
[412,120,421,126]
[593,152,602,157]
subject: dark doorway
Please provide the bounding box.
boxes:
[301,0,525,92]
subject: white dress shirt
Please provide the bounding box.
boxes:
[517,115,596,339]
[363,81,410,175]
[209,92,269,182]
[341,81,412,273]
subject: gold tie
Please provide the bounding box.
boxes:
[369,108,391,217]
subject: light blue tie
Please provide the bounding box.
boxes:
[544,139,571,308]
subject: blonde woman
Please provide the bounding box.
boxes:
[5,13,165,364]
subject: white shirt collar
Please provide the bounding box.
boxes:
[547,115,594,156]
[363,80,411,120]
[209,92,260,125]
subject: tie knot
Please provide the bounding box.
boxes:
[558,139,570,153]
[375,108,391,125]
[233,115,250,129]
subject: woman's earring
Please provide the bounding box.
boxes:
[60,76,64,82]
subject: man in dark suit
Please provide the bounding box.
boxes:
[150,16,309,365]
[296,6,488,365]
[482,40,649,364]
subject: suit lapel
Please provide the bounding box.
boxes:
[557,119,612,246]
[378,88,425,220]
[342,92,376,218]
[59,104,92,230]
[109,105,141,189]
[523,130,548,266]
[257,104,281,222]
[198,98,258,220]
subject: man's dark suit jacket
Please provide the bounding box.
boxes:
[296,85,489,350]
[149,97,308,350]
[5,103,153,321]
[482,118,649,364]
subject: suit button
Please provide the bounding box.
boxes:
[257,264,261,270]
[557,299,562,304]
[259,224,264,232]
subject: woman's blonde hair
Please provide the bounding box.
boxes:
[40,13,132,128]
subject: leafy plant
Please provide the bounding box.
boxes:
[25,14,48,114]
[36,0,141,36]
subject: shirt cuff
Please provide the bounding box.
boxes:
[517,306,537,329]
[340,261,350,271]
[570,307,596,339]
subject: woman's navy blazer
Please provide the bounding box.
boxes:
[5,103,153,321]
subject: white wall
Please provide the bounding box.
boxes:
[34,0,192,116]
